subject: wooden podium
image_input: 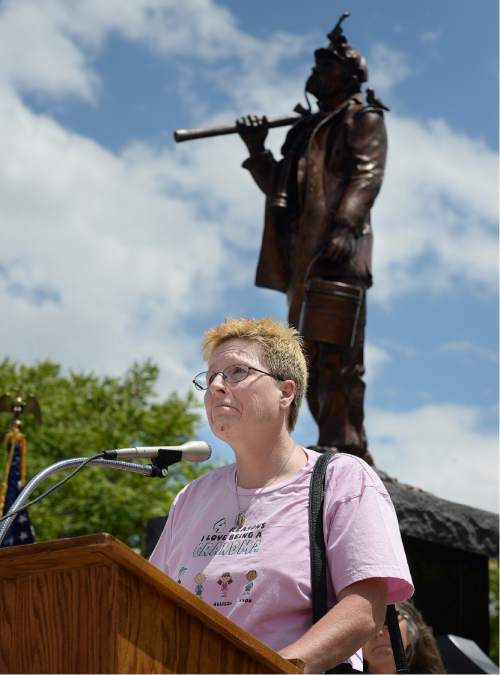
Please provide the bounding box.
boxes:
[0,533,303,674]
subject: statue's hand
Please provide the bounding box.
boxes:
[236,115,269,155]
[322,228,355,263]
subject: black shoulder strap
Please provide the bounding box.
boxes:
[308,452,410,674]
[386,605,410,674]
[309,450,335,624]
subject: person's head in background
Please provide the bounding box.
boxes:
[363,600,446,673]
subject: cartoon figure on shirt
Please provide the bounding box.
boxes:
[212,517,226,532]
[176,566,188,584]
[194,572,207,598]
[243,569,257,595]
[217,572,233,597]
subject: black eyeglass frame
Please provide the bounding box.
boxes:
[192,364,284,391]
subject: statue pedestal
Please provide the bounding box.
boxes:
[378,469,498,654]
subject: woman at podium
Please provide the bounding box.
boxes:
[150,317,413,673]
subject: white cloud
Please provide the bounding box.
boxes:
[0,0,311,105]
[420,30,442,44]
[438,340,499,364]
[0,88,230,392]
[0,0,97,101]
[365,343,391,386]
[367,403,498,512]
[121,131,263,264]
[374,339,417,359]
[62,0,254,61]
[372,114,498,302]
[368,43,412,95]
[0,0,311,400]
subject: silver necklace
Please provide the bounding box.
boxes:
[234,448,297,528]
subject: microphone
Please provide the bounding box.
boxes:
[101,440,211,462]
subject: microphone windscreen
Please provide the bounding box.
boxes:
[180,441,212,462]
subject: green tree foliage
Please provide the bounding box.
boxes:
[0,358,212,551]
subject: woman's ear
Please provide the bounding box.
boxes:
[279,379,296,410]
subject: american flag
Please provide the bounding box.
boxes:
[0,431,35,547]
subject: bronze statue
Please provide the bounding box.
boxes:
[235,13,388,464]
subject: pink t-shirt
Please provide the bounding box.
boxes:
[149,449,413,670]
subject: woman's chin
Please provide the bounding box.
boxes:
[211,419,237,440]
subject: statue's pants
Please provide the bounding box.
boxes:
[300,296,372,463]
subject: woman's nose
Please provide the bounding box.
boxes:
[209,372,226,391]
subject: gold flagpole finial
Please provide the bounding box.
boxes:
[0,391,42,430]
[0,392,42,492]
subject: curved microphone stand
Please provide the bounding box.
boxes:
[0,457,159,546]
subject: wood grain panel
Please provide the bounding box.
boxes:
[0,576,17,672]
[1,564,116,673]
[115,568,283,674]
[0,537,115,580]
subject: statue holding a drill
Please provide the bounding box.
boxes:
[236,14,388,464]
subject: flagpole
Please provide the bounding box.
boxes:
[0,431,17,513]
[0,392,42,546]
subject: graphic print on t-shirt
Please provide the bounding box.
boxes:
[217,571,233,595]
[176,566,188,583]
[214,571,234,606]
[213,517,226,532]
[192,516,266,558]
[194,571,206,597]
[239,569,258,603]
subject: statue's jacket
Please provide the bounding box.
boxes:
[242,94,387,327]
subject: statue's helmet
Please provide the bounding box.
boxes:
[315,11,368,88]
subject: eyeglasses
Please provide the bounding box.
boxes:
[192,364,283,391]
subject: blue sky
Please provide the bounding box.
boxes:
[0,0,497,512]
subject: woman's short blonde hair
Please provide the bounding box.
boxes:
[202,317,308,431]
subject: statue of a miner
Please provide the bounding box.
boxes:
[237,14,388,464]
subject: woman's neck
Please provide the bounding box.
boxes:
[233,431,306,489]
